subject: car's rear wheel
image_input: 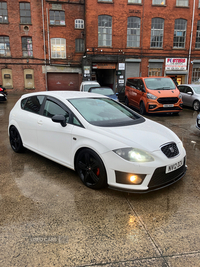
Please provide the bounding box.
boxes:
[193,100,200,111]
[75,148,107,189]
[9,126,24,153]
[140,102,146,115]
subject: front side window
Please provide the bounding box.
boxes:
[176,0,188,6]
[49,10,65,25]
[20,2,31,24]
[75,39,84,52]
[43,99,69,122]
[98,15,112,47]
[23,95,45,114]
[150,18,164,48]
[195,21,200,49]
[128,0,142,3]
[0,2,8,23]
[75,19,84,29]
[0,36,10,57]
[152,0,165,4]
[22,37,33,57]
[127,17,140,48]
[173,19,187,48]
[51,38,66,58]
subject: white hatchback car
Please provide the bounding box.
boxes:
[80,81,100,92]
[8,91,187,193]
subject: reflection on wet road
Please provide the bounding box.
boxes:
[0,94,200,267]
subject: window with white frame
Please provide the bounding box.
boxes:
[127,17,140,47]
[22,37,33,57]
[192,67,200,83]
[176,0,188,6]
[51,38,66,58]
[195,21,200,48]
[0,36,11,57]
[75,39,84,52]
[150,18,164,48]
[152,0,165,5]
[128,0,142,3]
[0,2,8,23]
[75,19,84,29]
[173,19,187,48]
[98,15,112,47]
[49,10,65,25]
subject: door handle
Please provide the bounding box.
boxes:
[37,120,43,125]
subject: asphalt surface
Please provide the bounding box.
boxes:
[0,93,200,267]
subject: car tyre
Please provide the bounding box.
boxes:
[193,100,200,111]
[140,102,146,115]
[75,148,107,189]
[9,126,24,153]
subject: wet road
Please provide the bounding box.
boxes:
[0,94,200,267]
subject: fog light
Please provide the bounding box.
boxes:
[115,171,146,185]
[149,105,157,109]
[129,175,143,184]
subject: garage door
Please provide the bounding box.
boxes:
[47,73,79,91]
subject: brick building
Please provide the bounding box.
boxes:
[1,0,200,93]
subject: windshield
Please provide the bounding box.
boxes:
[90,88,114,96]
[144,78,176,90]
[84,84,100,92]
[191,86,200,94]
[69,98,143,127]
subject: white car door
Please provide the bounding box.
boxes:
[36,97,74,167]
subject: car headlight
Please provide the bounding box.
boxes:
[113,148,154,162]
[147,93,157,100]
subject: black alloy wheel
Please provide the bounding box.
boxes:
[9,126,24,153]
[193,100,200,111]
[76,148,107,189]
[140,102,146,115]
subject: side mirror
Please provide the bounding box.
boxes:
[187,91,193,95]
[52,115,67,127]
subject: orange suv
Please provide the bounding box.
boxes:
[125,77,183,114]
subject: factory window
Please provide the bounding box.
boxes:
[195,21,200,48]
[0,36,10,57]
[20,2,31,24]
[173,19,187,48]
[75,39,84,52]
[51,38,66,58]
[127,17,140,47]
[98,15,112,47]
[49,10,65,25]
[0,2,8,23]
[150,18,164,48]
[22,37,33,57]
[176,0,188,6]
[75,19,84,29]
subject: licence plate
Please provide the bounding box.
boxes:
[166,158,184,174]
[163,104,174,108]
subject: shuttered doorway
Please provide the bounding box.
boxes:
[47,73,79,91]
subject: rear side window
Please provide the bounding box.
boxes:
[22,95,45,114]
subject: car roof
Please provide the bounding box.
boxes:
[81,81,99,85]
[20,91,107,101]
[127,76,171,79]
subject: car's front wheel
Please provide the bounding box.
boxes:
[140,102,146,115]
[9,126,24,153]
[75,148,107,189]
[193,100,200,111]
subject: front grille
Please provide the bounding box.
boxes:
[161,142,179,158]
[148,158,186,189]
[157,97,179,104]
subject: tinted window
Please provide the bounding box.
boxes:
[43,99,69,122]
[23,95,44,114]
